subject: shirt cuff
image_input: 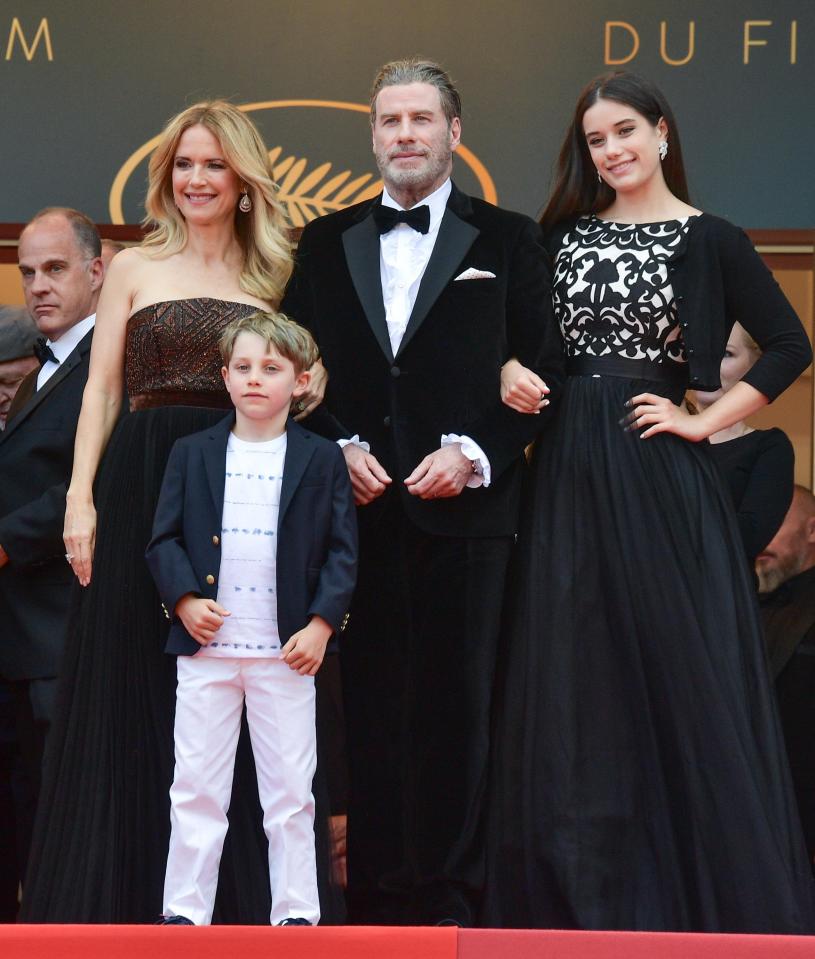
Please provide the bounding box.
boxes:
[337,435,371,453]
[441,433,491,488]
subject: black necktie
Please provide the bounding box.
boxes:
[34,336,59,367]
[372,203,431,235]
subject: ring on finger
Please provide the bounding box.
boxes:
[65,552,74,562]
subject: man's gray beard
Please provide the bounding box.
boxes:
[756,555,803,595]
[378,152,451,197]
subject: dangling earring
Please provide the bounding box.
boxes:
[658,140,668,161]
[239,191,252,213]
[597,171,603,184]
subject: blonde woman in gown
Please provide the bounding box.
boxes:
[22,102,334,923]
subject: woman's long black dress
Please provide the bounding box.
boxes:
[485,218,814,932]
[22,299,340,923]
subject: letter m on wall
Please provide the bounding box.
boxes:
[6,18,53,61]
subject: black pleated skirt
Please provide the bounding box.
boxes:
[484,368,815,932]
[22,406,340,923]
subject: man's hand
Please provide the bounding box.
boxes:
[404,444,472,499]
[293,358,328,421]
[0,545,8,570]
[343,443,392,505]
[281,615,333,675]
[175,594,231,646]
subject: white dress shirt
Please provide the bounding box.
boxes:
[380,179,451,357]
[36,313,96,391]
[343,181,490,487]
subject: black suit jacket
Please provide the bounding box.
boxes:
[145,414,358,656]
[0,329,93,681]
[282,183,564,538]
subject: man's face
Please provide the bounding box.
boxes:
[372,82,460,199]
[756,495,815,594]
[18,215,102,342]
[0,355,38,428]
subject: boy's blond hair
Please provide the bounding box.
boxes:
[219,311,318,375]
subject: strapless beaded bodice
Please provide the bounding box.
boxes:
[125,298,260,411]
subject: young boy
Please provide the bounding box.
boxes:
[146,311,357,926]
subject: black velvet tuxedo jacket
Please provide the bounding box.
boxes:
[282,183,565,538]
[145,414,358,657]
[0,329,92,681]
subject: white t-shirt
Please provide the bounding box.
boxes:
[200,431,287,658]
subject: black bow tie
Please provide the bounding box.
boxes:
[34,336,59,367]
[372,203,431,235]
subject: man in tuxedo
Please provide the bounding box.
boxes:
[757,485,815,861]
[282,58,563,925]
[0,208,103,892]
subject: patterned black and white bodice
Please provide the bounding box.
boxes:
[554,216,694,366]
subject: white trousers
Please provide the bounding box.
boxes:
[163,656,319,925]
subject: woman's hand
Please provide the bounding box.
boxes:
[293,357,328,421]
[625,392,708,442]
[500,358,550,414]
[64,495,97,587]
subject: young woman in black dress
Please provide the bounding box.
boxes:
[487,72,814,933]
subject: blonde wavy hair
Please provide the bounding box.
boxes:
[142,101,292,305]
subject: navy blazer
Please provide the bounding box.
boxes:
[145,414,358,656]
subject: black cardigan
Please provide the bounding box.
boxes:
[546,214,811,400]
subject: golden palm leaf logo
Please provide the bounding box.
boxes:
[268,146,382,226]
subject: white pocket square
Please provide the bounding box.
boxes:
[454,267,496,281]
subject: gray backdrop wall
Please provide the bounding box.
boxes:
[2,1,813,227]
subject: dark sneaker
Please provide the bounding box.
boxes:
[156,915,194,925]
[277,918,312,926]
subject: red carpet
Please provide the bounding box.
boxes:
[2,926,815,959]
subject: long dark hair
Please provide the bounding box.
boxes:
[540,72,690,232]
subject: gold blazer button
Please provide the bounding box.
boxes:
[206,574,216,585]
[212,535,220,546]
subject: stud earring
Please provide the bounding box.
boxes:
[658,141,668,161]
[239,191,252,213]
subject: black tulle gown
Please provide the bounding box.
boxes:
[484,218,814,932]
[22,299,340,923]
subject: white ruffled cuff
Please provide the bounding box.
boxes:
[441,433,491,488]
[337,435,371,453]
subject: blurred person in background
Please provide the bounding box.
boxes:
[758,485,815,865]
[100,238,126,274]
[693,321,794,566]
[0,308,38,429]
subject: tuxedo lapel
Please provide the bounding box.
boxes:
[397,190,479,358]
[342,206,394,363]
[0,330,92,443]
[202,414,234,520]
[278,422,316,526]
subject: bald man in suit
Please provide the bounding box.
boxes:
[0,208,103,895]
